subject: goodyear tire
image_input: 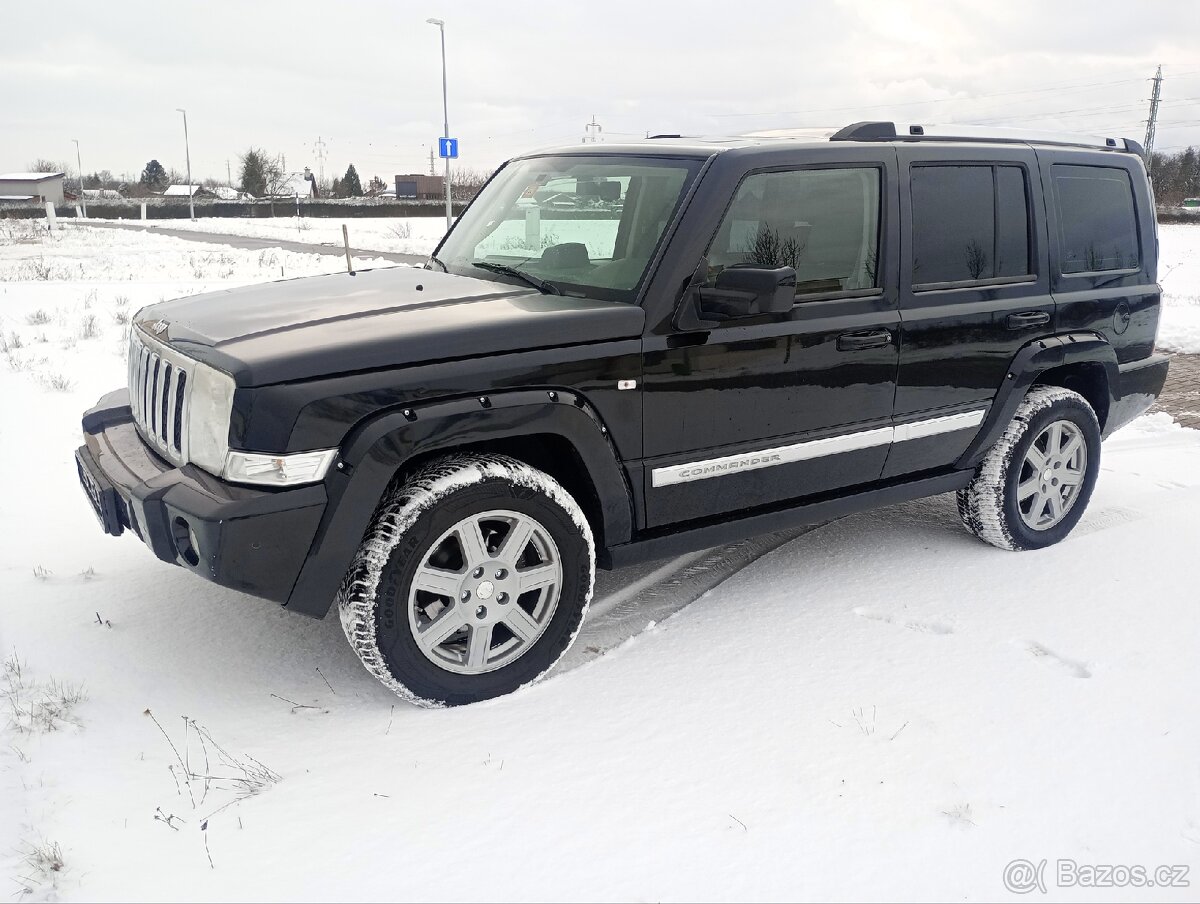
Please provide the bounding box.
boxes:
[336,454,595,707]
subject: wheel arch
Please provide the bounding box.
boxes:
[284,389,633,618]
[1031,361,1111,431]
[956,332,1119,470]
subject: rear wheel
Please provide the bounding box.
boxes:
[337,454,595,707]
[957,386,1101,551]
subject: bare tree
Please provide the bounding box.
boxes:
[27,159,70,174]
[965,239,989,280]
[264,155,290,194]
[450,166,490,202]
[747,223,807,270]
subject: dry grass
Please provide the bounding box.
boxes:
[13,838,66,896]
[79,313,99,340]
[3,651,86,734]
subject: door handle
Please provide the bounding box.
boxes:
[837,329,892,351]
[1006,311,1051,330]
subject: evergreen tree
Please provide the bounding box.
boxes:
[330,177,343,198]
[239,148,269,197]
[342,164,363,197]
[139,159,169,192]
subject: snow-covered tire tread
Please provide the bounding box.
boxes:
[335,453,595,708]
[956,386,1099,551]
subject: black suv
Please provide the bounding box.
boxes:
[76,121,1169,706]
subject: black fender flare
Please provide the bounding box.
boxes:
[955,331,1119,471]
[285,389,632,618]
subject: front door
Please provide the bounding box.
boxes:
[641,155,900,527]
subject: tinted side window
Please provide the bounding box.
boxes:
[1051,164,1139,273]
[706,167,881,296]
[996,167,1031,277]
[911,164,1031,287]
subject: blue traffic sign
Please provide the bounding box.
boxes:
[438,137,459,159]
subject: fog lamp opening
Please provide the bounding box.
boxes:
[172,516,200,567]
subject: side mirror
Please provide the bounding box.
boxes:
[696,266,797,320]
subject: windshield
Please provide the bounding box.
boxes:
[435,155,702,303]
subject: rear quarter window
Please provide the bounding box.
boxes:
[1051,164,1139,274]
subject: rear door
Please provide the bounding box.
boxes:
[1036,152,1159,367]
[640,148,901,527]
[886,144,1053,479]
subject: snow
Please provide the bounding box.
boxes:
[100,214,625,263]
[0,173,64,181]
[112,216,448,259]
[1158,224,1200,354]
[1,220,1199,901]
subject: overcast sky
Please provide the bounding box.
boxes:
[3,0,1198,185]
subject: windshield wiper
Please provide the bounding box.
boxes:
[427,254,448,272]
[470,261,560,295]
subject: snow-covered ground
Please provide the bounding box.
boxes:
[1158,224,1200,354]
[104,216,448,259]
[1,221,1199,902]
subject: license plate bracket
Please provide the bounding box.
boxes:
[75,447,124,537]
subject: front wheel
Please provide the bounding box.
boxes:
[337,454,595,707]
[957,386,1101,551]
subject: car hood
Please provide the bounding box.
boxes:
[138,266,646,386]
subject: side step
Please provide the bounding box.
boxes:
[605,470,974,569]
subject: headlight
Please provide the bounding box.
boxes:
[186,361,237,474]
[222,449,338,487]
[186,363,336,487]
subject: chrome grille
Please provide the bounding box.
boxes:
[128,326,193,466]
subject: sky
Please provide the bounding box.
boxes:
[2,0,1199,185]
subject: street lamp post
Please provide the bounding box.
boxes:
[72,139,86,218]
[426,17,453,229]
[176,108,195,220]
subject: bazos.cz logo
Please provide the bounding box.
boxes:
[1003,858,1190,894]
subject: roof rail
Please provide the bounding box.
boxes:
[830,121,1142,154]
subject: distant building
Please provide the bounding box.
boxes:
[0,172,65,204]
[395,173,444,200]
[163,184,211,198]
[82,188,123,200]
[212,186,253,201]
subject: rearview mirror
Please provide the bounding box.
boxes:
[697,266,797,320]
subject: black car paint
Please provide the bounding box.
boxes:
[77,135,1169,619]
[641,146,901,525]
[147,266,646,387]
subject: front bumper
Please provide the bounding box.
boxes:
[77,389,327,604]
